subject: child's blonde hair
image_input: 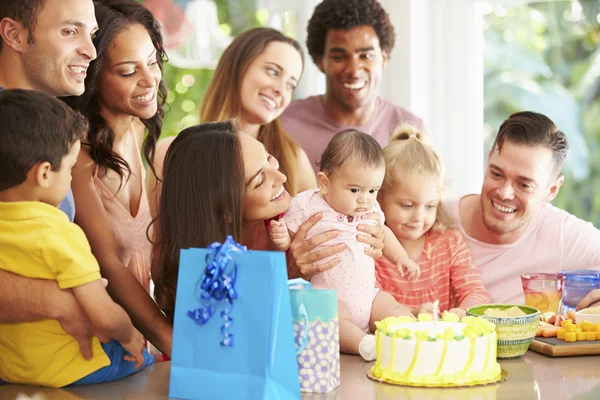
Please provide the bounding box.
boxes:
[382,123,455,231]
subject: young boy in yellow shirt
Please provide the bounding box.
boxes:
[0,89,153,387]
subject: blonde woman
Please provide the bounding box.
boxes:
[149,28,316,218]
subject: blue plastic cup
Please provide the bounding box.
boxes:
[559,270,600,313]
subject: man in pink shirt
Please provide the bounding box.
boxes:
[447,111,600,304]
[279,0,425,172]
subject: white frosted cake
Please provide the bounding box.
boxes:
[371,314,502,387]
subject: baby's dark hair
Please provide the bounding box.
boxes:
[0,89,88,191]
[319,129,384,175]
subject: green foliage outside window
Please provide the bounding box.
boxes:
[158,0,263,139]
[484,0,600,225]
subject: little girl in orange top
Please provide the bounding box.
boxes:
[270,129,419,361]
[375,124,491,317]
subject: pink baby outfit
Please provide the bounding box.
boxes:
[283,189,383,332]
[92,135,153,294]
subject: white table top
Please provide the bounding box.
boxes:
[1,351,599,400]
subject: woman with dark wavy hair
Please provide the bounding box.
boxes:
[64,0,172,357]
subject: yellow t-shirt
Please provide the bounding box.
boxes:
[0,202,110,387]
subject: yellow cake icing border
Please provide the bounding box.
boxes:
[367,368,507,388]
[371,314,501,386]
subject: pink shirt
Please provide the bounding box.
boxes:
[283,189,383,331]
[375,229,491,311]
[92,133,153,294]
[280,95,425,172]
[447,196,600,304]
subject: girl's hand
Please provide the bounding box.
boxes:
[287,213,346,281]
[269,219,291,251]
[396,256,421,280]
[357,212,384,259]
[411,302,440,317]
[121,328,146,370]
[448,307,467,319]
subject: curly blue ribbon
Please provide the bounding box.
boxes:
[187,236,246,347]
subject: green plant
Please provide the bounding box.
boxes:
[485,1,600,225]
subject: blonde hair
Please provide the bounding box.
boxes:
[200,28,304,196]
[382,123,455,231]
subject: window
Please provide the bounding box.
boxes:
[484,0,600,224]
[382,0,600,222]
[143,0,321,138]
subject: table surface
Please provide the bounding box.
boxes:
[1,351,599,400]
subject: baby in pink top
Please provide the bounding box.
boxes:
[270,129,418,361]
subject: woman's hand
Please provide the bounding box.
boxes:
[577,288,600,311]
[357,212,384,259]
[287,213,346,281]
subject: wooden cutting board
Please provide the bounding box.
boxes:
[528,337,600,357]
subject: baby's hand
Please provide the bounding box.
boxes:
[396,256,421,280]
[269,219,291,250]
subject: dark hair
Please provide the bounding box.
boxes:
[0,89,88,191]
[63,0,167,185]
[0,0,45,51]
[201,27,304,195]
[492,111,569,173]
[153,121,244,323]
[320,129,384,175]
[306,0,395,65]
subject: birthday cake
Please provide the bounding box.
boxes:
[371,314,502,387]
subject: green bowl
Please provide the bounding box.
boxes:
[467,304,540,359]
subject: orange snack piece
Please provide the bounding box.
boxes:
[565,332,577,342]
[568,309,576,321]
[586,332,596,341]
[541,326,558,338]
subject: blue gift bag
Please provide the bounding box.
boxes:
[288,279,340,393]
[169,238,301,400]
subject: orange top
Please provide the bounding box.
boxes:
[92,133,153,293]
[375,229,491,311]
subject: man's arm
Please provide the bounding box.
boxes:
[0,269,95,359]
[0,269,68,322]
[560,209,600,268]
